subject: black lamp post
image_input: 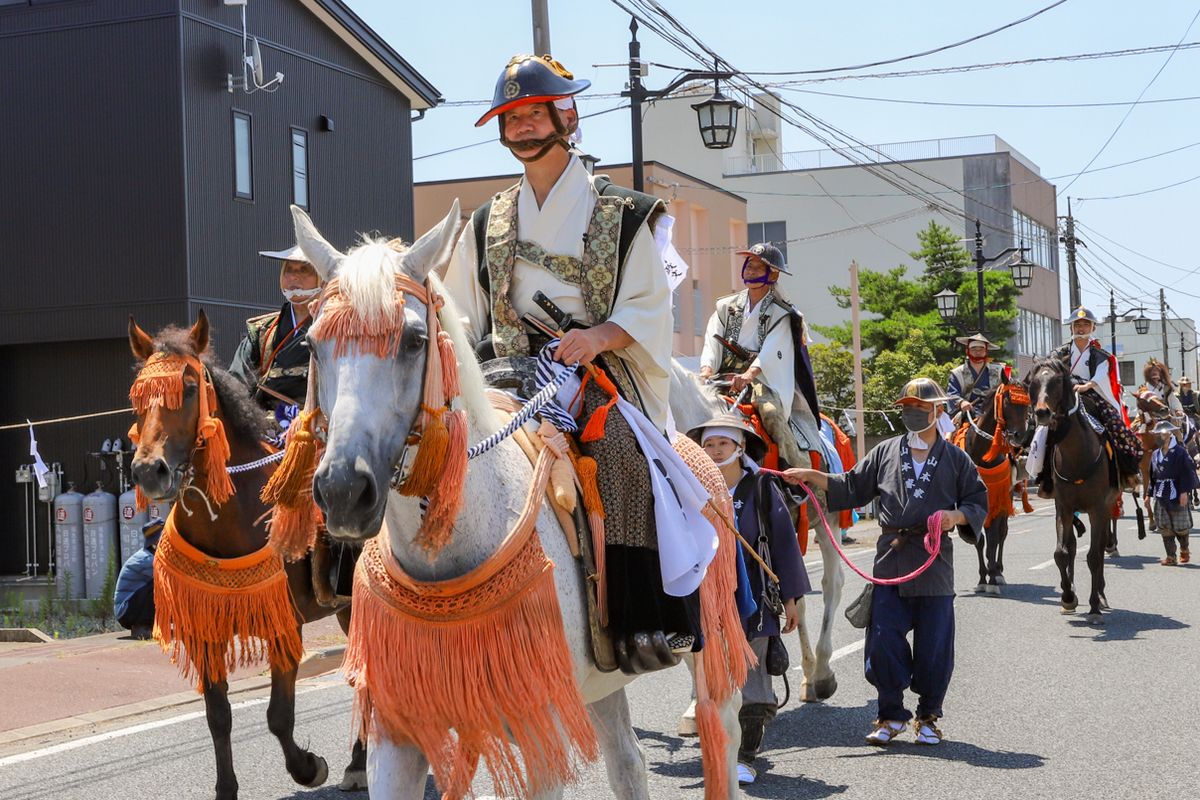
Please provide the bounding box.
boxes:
[623,18,741,192]
[968,219,1034,336]
[1108,287,1149,355]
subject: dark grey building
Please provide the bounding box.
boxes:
[0,0,440,575]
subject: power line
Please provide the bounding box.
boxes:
[738,1,1069,76]
[1073,221,1198,274]
[1076,172,1200,201]
[1059,8,1200,194]
[763,41,1200,85]
[780,87,1200,110]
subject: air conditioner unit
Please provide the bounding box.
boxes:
[749,92,781,141]
[224,0,248,6]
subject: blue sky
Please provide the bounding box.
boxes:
[349,0,1200,334]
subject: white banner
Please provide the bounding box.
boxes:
[653,214,691,293]
[27,421,49,489]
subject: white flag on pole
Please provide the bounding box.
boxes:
[28,421,49,489]
[653,214,691,293]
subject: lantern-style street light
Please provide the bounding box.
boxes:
[934,288,960,323]
[624,18,741,191]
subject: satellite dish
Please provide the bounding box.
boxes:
[250,36,265,86]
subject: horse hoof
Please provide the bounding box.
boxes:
[1060,604,1077,615]
[301,756,329,788]
[1087,612,1105,625]
[339,768,367,791]
[984,584,1001,595]
[974,583,988,594]
[995,574,1007,586]
[1106,547,1120,558]
[813,674,838,701]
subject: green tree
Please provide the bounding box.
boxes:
[808,341,856,412]
[809,221,1018,435]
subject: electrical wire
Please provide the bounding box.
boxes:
[1058,8,1200,194]
[780,87,1200,110]
[738,0,1069,76]
[763,42,1200,85]
[413,103,628,161]
[1075,172,1200,201]
[1074,221,1198,274]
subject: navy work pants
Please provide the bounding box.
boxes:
[864,585,955,721]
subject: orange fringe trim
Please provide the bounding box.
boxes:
[573,454,607,626]
[674,436,754,706]
[309,276,407,359]
[261,410,323,561]
[345,449,597,800]
[152,508,303,690]
[578,367,621,443]
[953,423,1020,528]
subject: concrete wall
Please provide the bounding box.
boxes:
[413,161,747,357]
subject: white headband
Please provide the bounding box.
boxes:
[701,426,744,446]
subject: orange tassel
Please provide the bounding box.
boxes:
[1021,481,1034,514]
[579,368,620,444]
[574,455,607,626]
[268,499,322,562]
[695,697,729,800]
[198,416,234,506]
[413,410,467,558]
[438,331,461,399]
[129,373,184,412]
[400,406,449,500]
[797,501,810,556]
[135,485,149,512]
[260,410,319,506]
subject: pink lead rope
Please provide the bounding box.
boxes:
[758,468,945,586]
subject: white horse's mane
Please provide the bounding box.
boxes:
[333,236,500,433]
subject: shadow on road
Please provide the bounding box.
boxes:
[1067,607,1189,642]
[1106,554,1161,571]
[958,582,1059,607]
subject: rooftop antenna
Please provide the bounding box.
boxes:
[226,1,284,94]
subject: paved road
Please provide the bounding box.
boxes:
[2,502,1195,799]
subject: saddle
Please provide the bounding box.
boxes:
[482,358,620,673]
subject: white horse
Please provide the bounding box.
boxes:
[292,203,745,799]
[669,364,843,702]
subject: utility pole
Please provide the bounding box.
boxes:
[626,18,646,192]
[1059,198,1083,311]
[531,0,551,55]
[850,260,866,462]
[1160,288,1171,372]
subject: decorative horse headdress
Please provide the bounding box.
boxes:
[129,352,233,509]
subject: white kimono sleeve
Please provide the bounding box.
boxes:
[604,223,673,431]
[699,306,723,372]
[440,222,490,346]
[751,311,797,410]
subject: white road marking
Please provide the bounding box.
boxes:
[829,638,865,662]
[0,680,340,768]
[1030,558,1057,570]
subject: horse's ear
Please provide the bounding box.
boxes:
[190,309,210,356]
[402,199,462,283]
[291,205,344,281]
[129,316,155,362]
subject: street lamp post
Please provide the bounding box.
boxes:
[1180,332,1200,380]
[971,219,1034,335]
[1108,288,1149,355]
[623,18,742,192]
[936,221,1032,338]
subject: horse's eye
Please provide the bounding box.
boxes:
[184,382,199,397]
[402,332,428,356]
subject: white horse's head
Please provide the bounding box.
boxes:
[294,202,466,541]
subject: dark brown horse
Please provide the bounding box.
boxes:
[1028,357,1116,620]
[128,312,365,800]
[1134,388,1173,527]
[954,377,1031,594]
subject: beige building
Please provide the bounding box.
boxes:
[414,161,748,357]
[639,90,1063,376]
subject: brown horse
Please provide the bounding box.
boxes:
[128,311,365,800]
[1028,357,1116,620]
[952,377,1031,594]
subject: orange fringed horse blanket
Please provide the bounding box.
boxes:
[343,449,598,800]
[953,425,1016,528]
[153,508,303,689]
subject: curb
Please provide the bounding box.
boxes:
[0,628,53,644]
[0,644,345,753]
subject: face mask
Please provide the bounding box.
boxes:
[741,258,776,287]
[712,447,743,468]
[901,407,936,434]
[283,287,321,304]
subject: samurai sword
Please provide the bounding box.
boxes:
[712,334,756,363]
